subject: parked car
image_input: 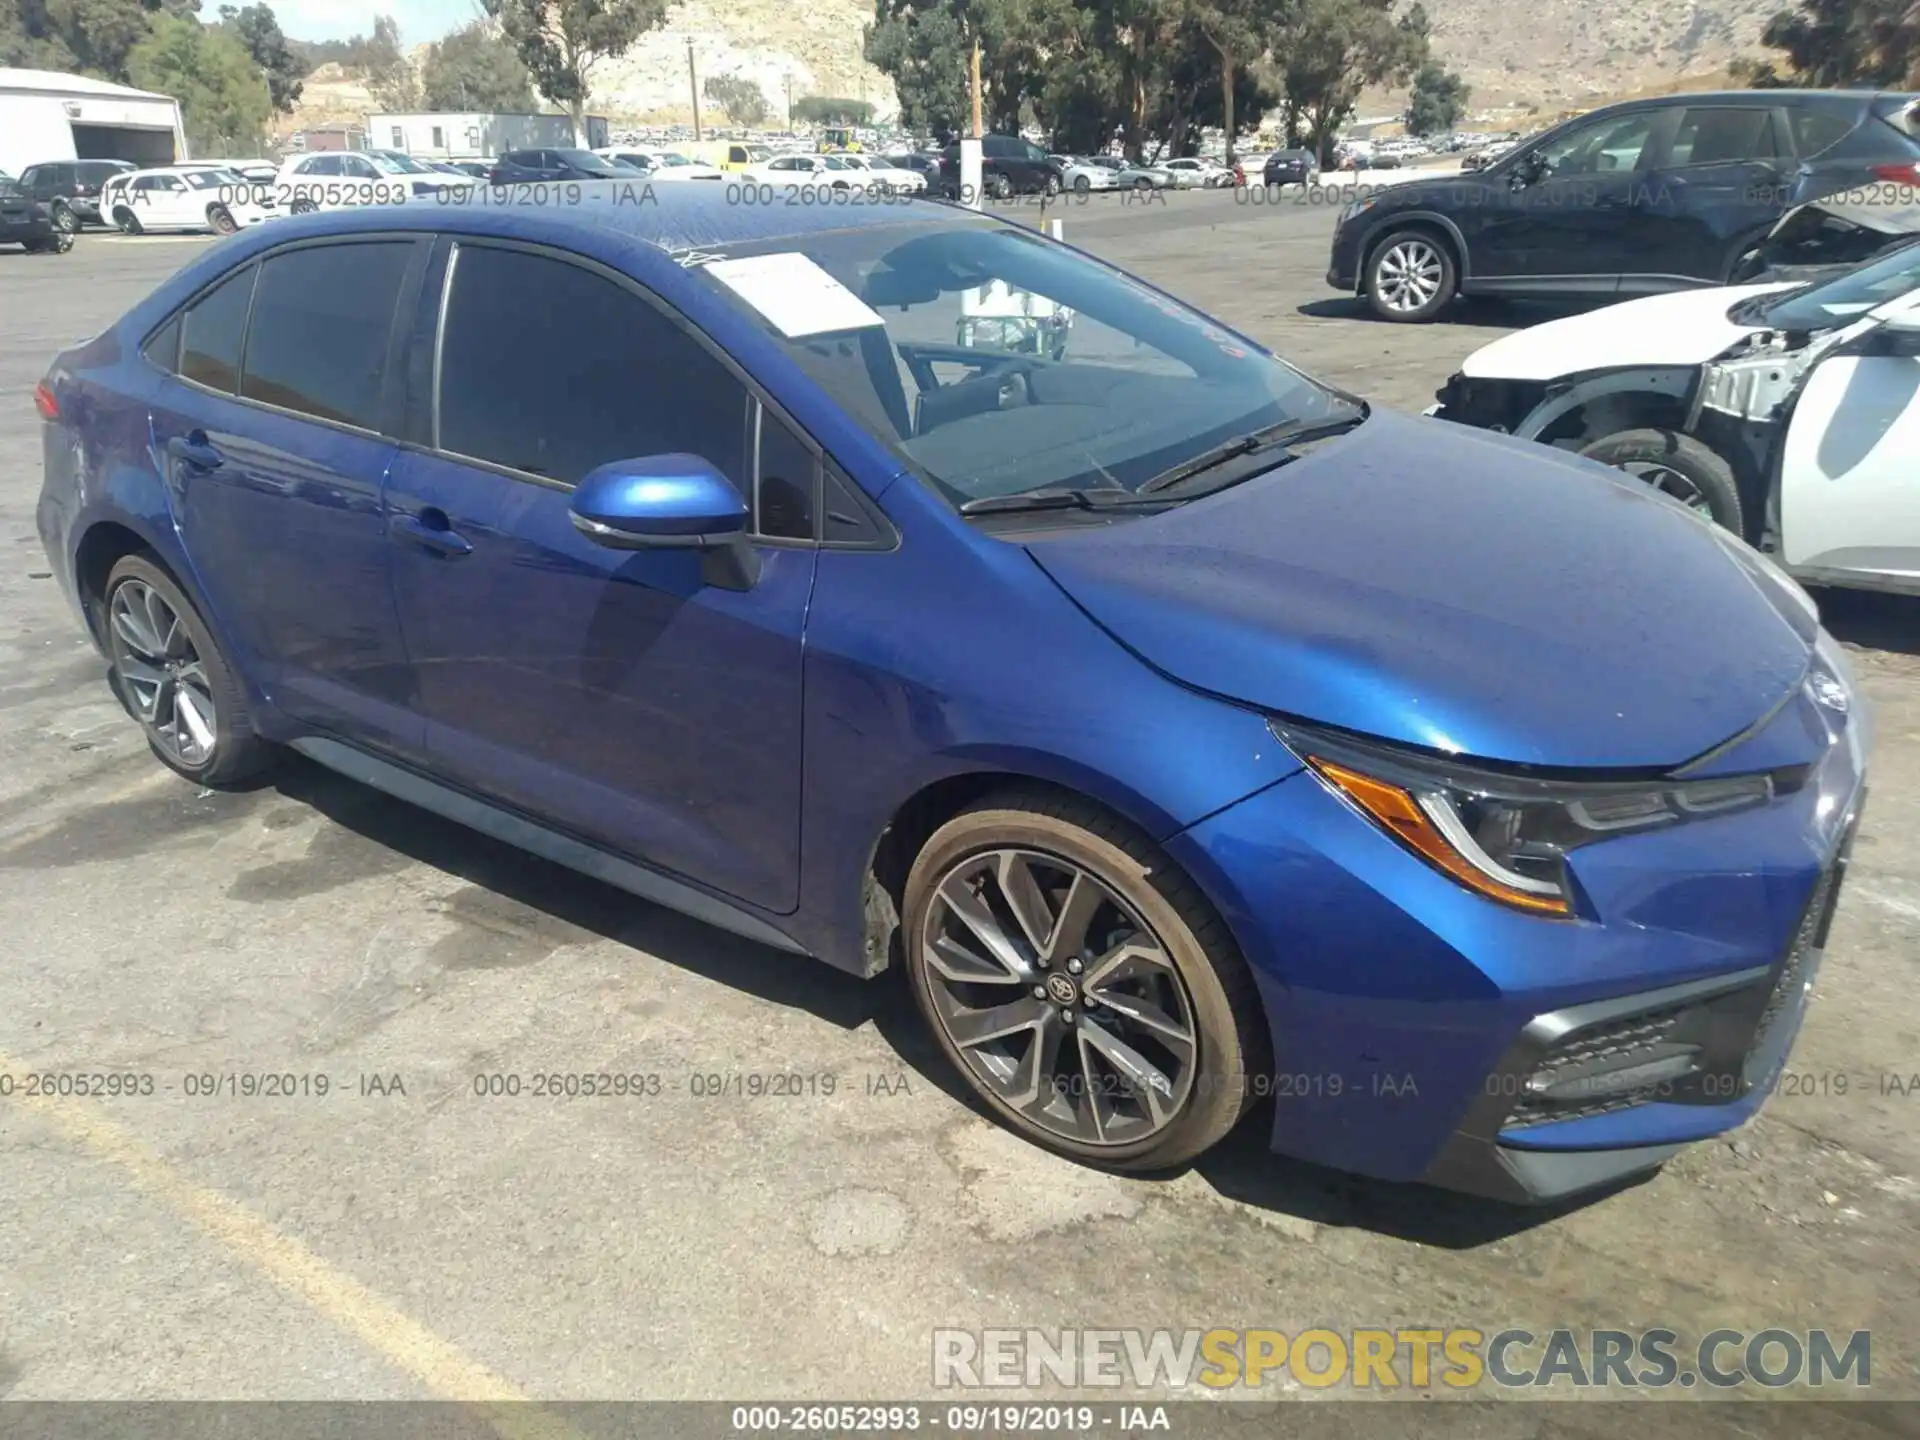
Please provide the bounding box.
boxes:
[882,152,946,189]
[1163,157,1235,188]
[1329,90,1920,322]
[33,189,1867,1204]
[596,147,725,181]
[437,160,493,179]
[218,158,281,184]
[100,165,275,235]
[275,149,473,212]
[1261,149,1320,187]
[1743,188,1920,282]
[1432,238,1920,594]
[1115,161,1177,190]
[1056,156,1121,192]
[939,135,1064,198]
[747,153,882,193]
[0,174,74,253]
[485,148,629,185]
[829,153,929,193]
[16,159,135,233]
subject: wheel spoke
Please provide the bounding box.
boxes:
[1086,986,1193,1056]
[933,869,1030,982]
[175,683,216,754]
[1074,1029,1113,1142]
[946,996,1050,1051]
[1080,1016,1177,1127]
[112,590,163,658]
[1041,870,1105,967]
[117,655,167,694]
[143,588,180,658]
[995,852,1054,959]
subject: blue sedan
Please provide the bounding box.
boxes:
[34,187,1866,1202]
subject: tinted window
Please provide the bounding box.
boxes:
[78,161,127,182]
[143,314,182,374]
[437,244,749,489]
[1538,109,1662,175]
[239,242,413,430]
[1668,108,1775,166]
[822,465,885,546]
[1789,107,1855,158]
[180,265,257,392]
[757,410,816,540]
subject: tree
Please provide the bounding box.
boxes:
[422,20,536,110]
[363,15,420,110]
[481,0,667,143]
[866,3,971,138]
[791,95,876,125]
[703,73,770,126]
[128,12,271,154]
[1185,0,1287,162]
[1277,0,1427,165]
[1404,58,1466,134]
[217,3,303,111]
[1736,0,1919,87]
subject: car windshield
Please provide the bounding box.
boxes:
[1755,239,1920,329]
[183,169,241,188]
[554,149,614,168]
[691,217,1355,509]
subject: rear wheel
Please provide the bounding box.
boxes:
[49,201,79,234]
[989,172,1013,200]
[903,790,1266,1171]
[103,555,272,787]
[1074,174,1091,193]
[1579,429,1744,534]
[114,206,142,235]
[1043,173,1061,197]
[207,203,238,235]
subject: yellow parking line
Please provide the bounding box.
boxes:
[3,1056,580,1434]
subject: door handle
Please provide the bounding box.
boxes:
[390,510,474,557]
[166,432,222,471]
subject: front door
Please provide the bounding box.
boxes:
[1779,296,1920,589]
[148,237,428,755]
[1473,107,1676,295]
[382,239,819,913]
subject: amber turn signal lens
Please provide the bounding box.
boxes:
[1307,756,1571,916]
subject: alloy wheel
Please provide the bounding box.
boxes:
[1621,460,1714,516]
[1374,237,1445,313]
[919,848,1198,1147]
[51,204,79,234]
[108,579,218,769]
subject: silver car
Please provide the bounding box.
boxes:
[1115,162,1176,190]
[1053,156,1120,192]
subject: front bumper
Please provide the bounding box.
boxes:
[1166,657,1867,1204]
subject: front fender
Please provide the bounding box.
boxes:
[1514,367,1698,441]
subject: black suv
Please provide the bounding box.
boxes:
[486,149,630,185]
[1,174,75,254]
[1328,90,1920,321]
[16,159,136,233]
[937,135,1064,199]
[1262,149,1320,186]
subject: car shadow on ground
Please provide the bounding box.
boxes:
[274,752,1597,1249]
[1296,295,1595,329]
[1816,588,1920,659]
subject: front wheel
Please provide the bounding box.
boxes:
[114,207,142,235]
[50,201,79,234]
[1074,174,1090,193]
[989,172,1013,200]
[904,791,1266,1171]
[1579,429,1745,534]
[103,555,273,787]
[1365,230,1457,322]
[207,204,238,235]
[1043,173,1061,196]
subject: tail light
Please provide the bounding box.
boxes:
[33,380,59,421]
[1873,162,1920,183]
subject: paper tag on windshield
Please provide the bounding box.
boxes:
[703,252,885,338]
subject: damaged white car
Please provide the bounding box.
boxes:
[1431,239,1920,596]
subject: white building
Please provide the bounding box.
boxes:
[0,68,188,176]
[367,112,612,160]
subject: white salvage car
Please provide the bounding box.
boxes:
[100,165,276,235]
[1432,241,1920,596]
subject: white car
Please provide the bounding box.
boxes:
[1159,158,1222,189]
[1054,156,1119,192]
[1433,241,1920,596]
[746,153,885,193]
[594,147,724,181]
[100,165,275,235]
[273,148,473,213]
[826,153,927,193]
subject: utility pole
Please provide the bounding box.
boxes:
[688,39,702,141]
[969,37,983,138]
[785,70,793,126]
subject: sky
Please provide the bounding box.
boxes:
[269,0,483,44]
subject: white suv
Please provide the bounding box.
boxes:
[272,149,472,213]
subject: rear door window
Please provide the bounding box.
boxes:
[179,265,258,393]
[239,242,416,431]
[1788,107,1857,159]
[1667,108,1776,166]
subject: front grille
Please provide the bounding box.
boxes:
[1508,1005,1697,1127]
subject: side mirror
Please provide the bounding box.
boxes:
[569,454,760,589]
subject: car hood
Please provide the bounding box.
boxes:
[1460,283,1799,380]
[1025,411,1811,770]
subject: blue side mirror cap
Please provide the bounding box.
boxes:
[569,454,749,549]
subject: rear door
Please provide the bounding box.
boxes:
[1779,290,1920,589]
[1629,104,1791,290]
[146,237,430,755]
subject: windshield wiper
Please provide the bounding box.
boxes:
[958,487,1178,516]
[1138,405,1370,495]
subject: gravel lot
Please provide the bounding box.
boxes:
[1,191,1916,1426]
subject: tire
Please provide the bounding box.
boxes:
[1133,176,1153,191]
[102,554,272,787]
[1043,173,1061,197]
[49,200,79,234]
[1365,229,1457,322]
[903,788,1267,1171]
[208,204,238,235]
[1074,174,1090,193]
[114,206,142,235]
[291,196,318,215]
[1578,429,1744,534]
[990,172,1012,200]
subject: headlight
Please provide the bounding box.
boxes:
[1339,197,1376,224]
[1273,721,1785,918]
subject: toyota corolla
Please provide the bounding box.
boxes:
[34,189,1867,1203]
